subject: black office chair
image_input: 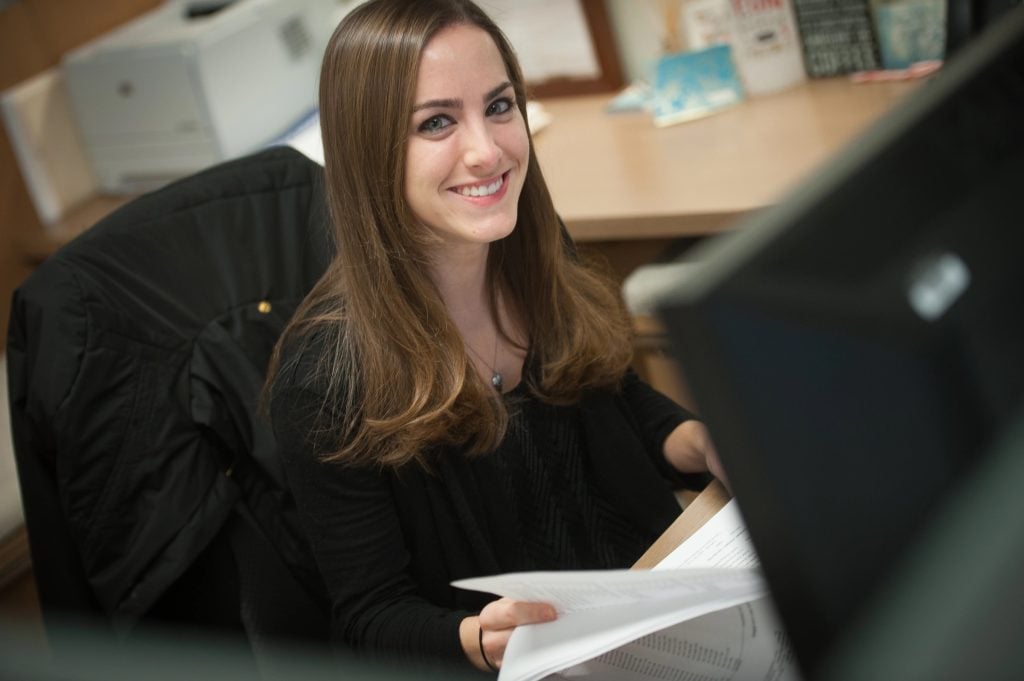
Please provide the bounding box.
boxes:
[6,146,333,654]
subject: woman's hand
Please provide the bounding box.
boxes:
[461,598,557,672]
[663,419,729,491]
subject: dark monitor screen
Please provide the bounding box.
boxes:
[946,0,1024,56]
[655,8,1024,679]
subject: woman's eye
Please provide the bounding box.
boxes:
[418,115,453,134]
[487,98,514,116]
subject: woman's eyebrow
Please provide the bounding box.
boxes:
[411,81,513,113]
[413,97,460,113]
[484,81,513,102]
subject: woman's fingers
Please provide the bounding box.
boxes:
[480,597,557,629]
[480,625,512,669]
[478,598,558,669]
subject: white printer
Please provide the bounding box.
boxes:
[61,0,336,193]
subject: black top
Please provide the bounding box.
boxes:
[492,383,655,571]
[270,337,704,669]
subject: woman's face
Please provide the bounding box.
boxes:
[404,23,529,252]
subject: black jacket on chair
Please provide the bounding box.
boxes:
[6,147,332,646]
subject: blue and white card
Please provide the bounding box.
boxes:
[651,44,744,127]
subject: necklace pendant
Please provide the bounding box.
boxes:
[491,372,503,391]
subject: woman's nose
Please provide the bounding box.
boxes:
[462,121,502,170]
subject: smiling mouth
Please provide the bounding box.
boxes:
[453,172,507,198]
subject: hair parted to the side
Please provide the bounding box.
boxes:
[265,0,634,469]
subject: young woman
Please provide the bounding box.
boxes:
[266,0,725,673]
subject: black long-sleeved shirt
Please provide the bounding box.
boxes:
[270,341,701,670]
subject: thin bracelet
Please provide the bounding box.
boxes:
[478,625,499,673]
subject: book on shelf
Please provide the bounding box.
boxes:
[790,0,882,77]
[453,481,799,681]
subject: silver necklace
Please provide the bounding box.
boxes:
[465,332,503,392]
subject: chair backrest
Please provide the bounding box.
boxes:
[6,147,333,647]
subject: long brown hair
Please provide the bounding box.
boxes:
[267,0,633,468]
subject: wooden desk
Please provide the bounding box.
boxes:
[534,77,919,243]
[22,77,918,265]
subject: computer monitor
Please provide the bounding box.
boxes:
[946,0,1024,56]
[654,7,1023,679]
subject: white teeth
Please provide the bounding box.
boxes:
[457,175,503,197]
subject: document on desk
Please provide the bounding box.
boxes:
[453,500,800,681]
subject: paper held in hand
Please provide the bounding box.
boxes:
[453,482,800,681]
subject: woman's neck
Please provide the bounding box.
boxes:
[431,243,492,330]
[430,242,525,391]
